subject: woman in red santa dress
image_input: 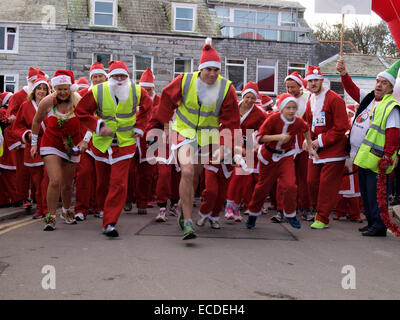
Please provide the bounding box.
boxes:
[31,70,85,231]
[13,76,50,219]
[225,82,266,222]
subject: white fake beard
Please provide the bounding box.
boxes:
[109,77,130,102]
[196,78,221,106]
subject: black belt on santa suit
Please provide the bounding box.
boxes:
[264,145,289,155]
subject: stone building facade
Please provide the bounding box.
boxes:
[0,0,317,98]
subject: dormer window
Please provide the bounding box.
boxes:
[91,0,117,27]
[172,3,197,32]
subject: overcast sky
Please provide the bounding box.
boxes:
[296,0,382,27]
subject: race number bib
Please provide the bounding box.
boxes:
[312,112,326,131]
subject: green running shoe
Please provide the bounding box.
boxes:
[310,220,329,229]
[182,221,197,240]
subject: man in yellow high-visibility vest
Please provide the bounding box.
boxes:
[147,38,241,240]
[76,60,153,237]
[337,59,400,237]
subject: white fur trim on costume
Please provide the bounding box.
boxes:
[305,74,324,81]
[248,210,261,217]
[377,71,396,86]
[241,89,258,98]
[8,141,21,150]
[134,128,144,137]
[22,130,32,144]
[139,82,154,88]
[198,61,221,70]
[40,146,80,163]
[51,75,72,87]
[279,97,297,111]
[312,156,347,164]
[24,161,44,167]
[317,134,324,148]
[1,92,12,106]
[96,119,106,135]
[90,69,108,78]
[108,68,129,77]
[283,210,297,218]
[0,164,16,170]
[86,147,135,165]
[285,75,303,87]
[32,80,49,91]
[205,37,212,46]
[262,100,273,107]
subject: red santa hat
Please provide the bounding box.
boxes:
[241,81,259,98]
[108,60,129,77]
[27,67,41,82]
[139,68,155,88]
[32,75,50,92]
[0,92,12,106]
[199,38,221,70]
[89,62,108,78]
[305,65,324,81]
[275,93,297,111]
[76,77,90,89]
[346,104,356,115]
[51,70,79,91]
[261,94,273,108]
[285,72,305,88]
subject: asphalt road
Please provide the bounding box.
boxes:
[1,204,400,300]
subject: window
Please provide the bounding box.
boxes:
[0,26,18,52]
[257,59,277,94]
[93,53,113,72]
[173,3,196,32]
[215,7,230,37]
[91,0,116,27]
[0,75,17,93]
[133,55,153,83]
[225,58,247,92]
[288,62,307,78]
[330,81,345,99]
[174,58,193,78]
[280,11,296,42]
[214,7,298,42]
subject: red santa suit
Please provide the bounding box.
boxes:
[75,67,153,229]
[200,162,234,222]
[127,92,160,210]
[226,101,266,213]
[0,92,18,206]
[248,109,309,218]
[303,68,349,225]
[7,87,31,203]
[12,99,49,216]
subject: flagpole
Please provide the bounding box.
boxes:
[340,13,345,57]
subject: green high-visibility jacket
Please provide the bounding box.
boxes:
[354,94,400,174]
[172,71,231,147]
[92,81,141,153]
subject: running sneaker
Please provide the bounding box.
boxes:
[43,214,56,231]
[245,215,257,229]
[286,217,301,229]
[182,221,197,240]
[23,198,32,210]
[233,208,242,222]
[61,209,77,224]
[124,202,132,212]
[271,210,284,223]
[301,209,315,221]
[196,215,208,227]
[209,219,221,229]
[310,220,329,229]
[224,206,234,220]
[155,208,168,222]
[94,210,103,218]
[74,212,86,221]
[168,203,179,217]
[103,223,119,237]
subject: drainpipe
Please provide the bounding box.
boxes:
[70,30,74,71]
